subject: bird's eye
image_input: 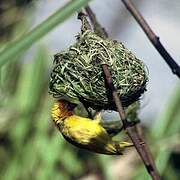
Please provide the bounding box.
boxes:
[67,104,72,111]
[67,103,76,111]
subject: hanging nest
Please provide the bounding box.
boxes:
[49,30,148,110]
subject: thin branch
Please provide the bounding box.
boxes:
[102,64,160,180]
[121,0,180,78]
[83,5,160,180]
[85,6,108,38]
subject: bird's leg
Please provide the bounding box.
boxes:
[93,111,102,123]
[85,107,93,119]
[81,101,93,119]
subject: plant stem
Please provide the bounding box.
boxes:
[121,0,180,78]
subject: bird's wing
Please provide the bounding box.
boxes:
[63,115,117,154]
[65,115,109,143]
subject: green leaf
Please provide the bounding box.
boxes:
[0,0,92,67]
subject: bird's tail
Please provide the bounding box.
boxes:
[113,141,134,154]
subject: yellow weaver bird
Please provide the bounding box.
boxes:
[51,100,133,155]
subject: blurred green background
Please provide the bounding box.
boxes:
[0,1,180,180]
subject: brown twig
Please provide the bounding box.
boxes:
[84,6,108,38]
[121,0,180,78]
[102,64,160,180]
[83,5,160,180]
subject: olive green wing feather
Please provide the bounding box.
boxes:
[63,116,117,154]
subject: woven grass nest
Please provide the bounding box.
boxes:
[49,30,148,110]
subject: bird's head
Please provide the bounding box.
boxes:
[51,100,77,123]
